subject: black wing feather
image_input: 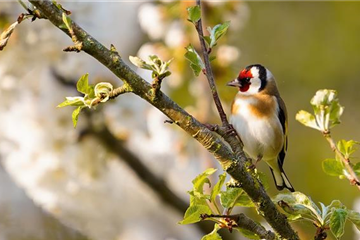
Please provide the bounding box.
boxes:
[277,98,287,168]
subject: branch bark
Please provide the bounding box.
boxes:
[28,1,299,239]
[202,213,276,240]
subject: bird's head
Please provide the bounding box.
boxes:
[227,64,274,95]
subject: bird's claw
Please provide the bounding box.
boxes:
[225,124,237,136]
[204,123,219,132]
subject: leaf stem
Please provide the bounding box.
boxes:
[323,132,360,191]
[109,84,132,99]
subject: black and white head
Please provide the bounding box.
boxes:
[227,64,277,95]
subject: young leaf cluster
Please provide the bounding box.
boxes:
[204,22,230,49]
[296,89,344,133]
[57,74,113,127]
[185,6,230,76]
[184,44,205,77]
[129,55,172,80]
[179,168,267,240]
[296,89,360,188]
[274,192,360,239]
[322,140,360,179]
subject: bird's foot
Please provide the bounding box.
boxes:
[225,124,237,137]
[204,123,219,132]
[248,163,257,171]
[248,157,262,171]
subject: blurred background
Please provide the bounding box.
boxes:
[0,1,360,240]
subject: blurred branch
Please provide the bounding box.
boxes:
[88,126,188,212]
[323,132,360,190]
[85,125,236,238]
[29,1,299,239]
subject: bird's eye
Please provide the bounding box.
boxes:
[245,77,251,83]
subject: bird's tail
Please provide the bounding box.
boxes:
[269,167,295,192]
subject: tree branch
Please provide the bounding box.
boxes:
[195,0,228,127]
[234,213,275,240]
[28,1,299,239]
[202,213,276,240]
[324,132,360,190]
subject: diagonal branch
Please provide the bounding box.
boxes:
[27,1,299,239]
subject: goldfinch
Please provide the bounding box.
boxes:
[227,64,295,192]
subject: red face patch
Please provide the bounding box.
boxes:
[239,69,253,79]
[238,68,252,92]
[240,84,250,92]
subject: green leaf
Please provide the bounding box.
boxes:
[220,187,243,209]
[129,56,152,70]
[353,162,360,176]
[185,44,204,76]
[235,193,255,208]
[76,73,91,95]
[203,36,211,47]
[295,110,321,131]
[324,200,343,223]
[207,21,230,48]
[94,82,113,103]
[337,140,359,159]
[201,224,222,240]
[256,171,270,190]
[322,158,345,177]
[179,205,212,225]
[129,55,172,81]
[235,227,260,240]
[193,168,217,194]
[72,106,83,128]
[220,187,254,209]
[210,173,226,203]
[273,192,322,224]
[189,190,208,206]
[330,209,348,239]
[187,6,201,23]
[57,97,85,108]
[348,210,360,231]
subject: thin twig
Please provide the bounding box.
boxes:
[324,132,360,190]
[151,75,164,101]
[109,84,132,99]
[195,0,229,127]
[17,0,28,11]
[194,0,244,155]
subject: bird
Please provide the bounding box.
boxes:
[227,64,295,192]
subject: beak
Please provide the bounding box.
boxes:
[227,79,241,87]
